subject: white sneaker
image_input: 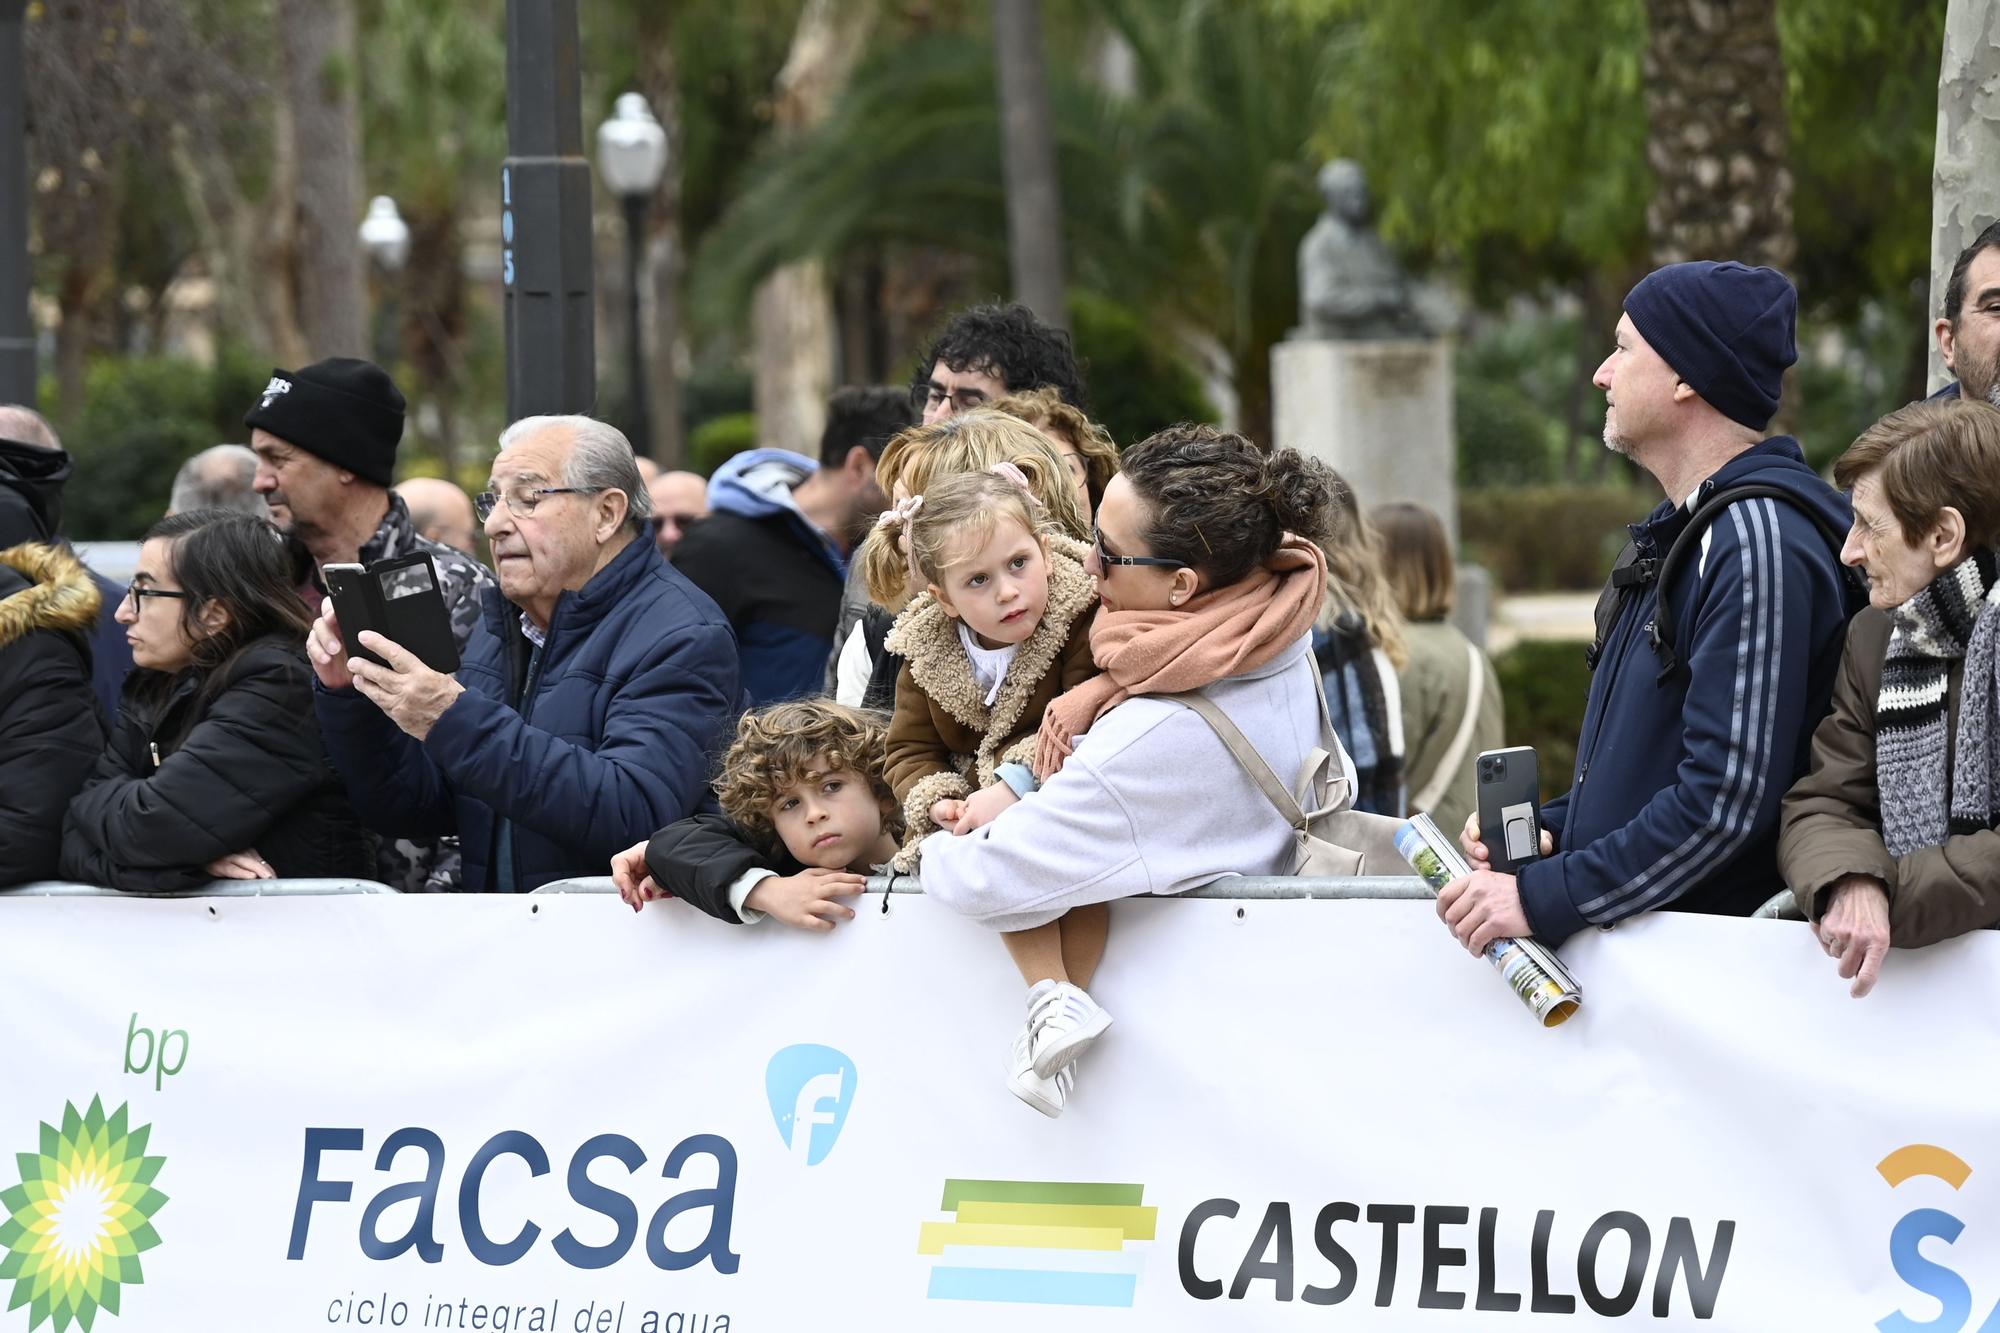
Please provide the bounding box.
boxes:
[1005,1025,1073,1118]
[1029,981,1112,1079]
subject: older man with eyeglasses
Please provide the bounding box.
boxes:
[308,415,742,894]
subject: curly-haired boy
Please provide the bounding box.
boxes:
[611,699,902,929]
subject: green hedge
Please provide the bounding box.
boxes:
[1491,638,1593,803]
[688,412,759,478]
[58,346,269,540]
[1461,485,1649,593]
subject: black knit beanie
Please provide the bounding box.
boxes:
[1623,261,1798,432]
[242,358,405,486]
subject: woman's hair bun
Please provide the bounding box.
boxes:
[1261,449,1338,544]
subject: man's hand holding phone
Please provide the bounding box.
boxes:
[1459,810,1553,871]
[308,604,355,691]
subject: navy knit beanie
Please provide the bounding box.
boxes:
[242,358,405,487]
[1623,261,1798,431]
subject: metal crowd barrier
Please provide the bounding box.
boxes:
[532,874,1438,899]
[0,876,1804,920]
[1,878,396,898]
[534,874,1806,921]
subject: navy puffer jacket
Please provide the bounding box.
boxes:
[315,536,741,892]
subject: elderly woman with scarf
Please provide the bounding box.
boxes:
[921,424,1393,943]
[1779,400,2000,997]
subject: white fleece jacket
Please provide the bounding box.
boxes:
[919,633,1359,931]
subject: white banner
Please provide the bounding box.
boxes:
[5,891,2000,1332]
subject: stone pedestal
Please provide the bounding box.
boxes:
[1272,336,1456,543]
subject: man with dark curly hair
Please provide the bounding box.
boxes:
[909,302,1087,424]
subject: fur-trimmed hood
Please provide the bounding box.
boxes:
[0,543,102,651]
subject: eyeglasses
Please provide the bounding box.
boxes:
[912,382,992,415]
[123,584,189,609]
[474,484,601,521]
[1092,522,1183,570]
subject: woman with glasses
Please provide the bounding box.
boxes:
[61,510,371,890]
[919,425,1397,990]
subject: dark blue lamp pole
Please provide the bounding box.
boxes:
[502,0,595,420]
[0,0,34,406]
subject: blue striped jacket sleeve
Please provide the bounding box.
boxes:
[1516,498,1817,939]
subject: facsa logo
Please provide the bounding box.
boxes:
[765,1045,857,1167]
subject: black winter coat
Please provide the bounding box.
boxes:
[646,810,795,924]
[61,635,373,891]
[0,545,104,886]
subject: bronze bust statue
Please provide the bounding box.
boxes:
[1296,159,1427,340]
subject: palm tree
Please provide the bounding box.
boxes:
[993,0,1067,327]
[1638,0,1794,272]
[278,0,368,356]
[691,0,1341,444]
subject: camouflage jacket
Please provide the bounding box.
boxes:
[312,493,494,654]
[317,493,495,891]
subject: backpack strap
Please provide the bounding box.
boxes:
[1642,482,1861,682]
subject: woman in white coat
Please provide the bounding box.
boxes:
[920,426,1365,1102]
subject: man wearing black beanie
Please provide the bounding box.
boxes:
[1438,260,1863,952]
[245,358,490,646]
[244,357,494,891]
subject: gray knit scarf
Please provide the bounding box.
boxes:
[1878,549,2000,857]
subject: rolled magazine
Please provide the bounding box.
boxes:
[1395,814,1582,1028]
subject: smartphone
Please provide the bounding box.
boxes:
[323,552,461,675]
[1476,746,1543,875]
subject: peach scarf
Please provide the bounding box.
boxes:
[1033,536,1327,778]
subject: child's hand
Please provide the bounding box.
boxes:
[746,869,867,932]
[611,839,666,912]
[929,797,967,829]
[952,781,1020,835]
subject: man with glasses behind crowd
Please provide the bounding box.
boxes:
[307,415,741,894]
[823,303,1089,692]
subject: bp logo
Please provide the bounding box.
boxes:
[0,1098,166,1332]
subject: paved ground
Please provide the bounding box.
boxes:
[1487,591,1597,654]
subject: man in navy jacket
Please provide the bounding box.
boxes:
[309,415,741,893]
[1442,261,1857,949]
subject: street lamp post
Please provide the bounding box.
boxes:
[357,195,411,370]
[595,93,667,458]
[502,0,594,421]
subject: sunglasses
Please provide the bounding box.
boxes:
[1092,522,1183,570]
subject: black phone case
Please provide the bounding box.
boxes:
[324,552,461,675]
[1476,747,1543,876]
